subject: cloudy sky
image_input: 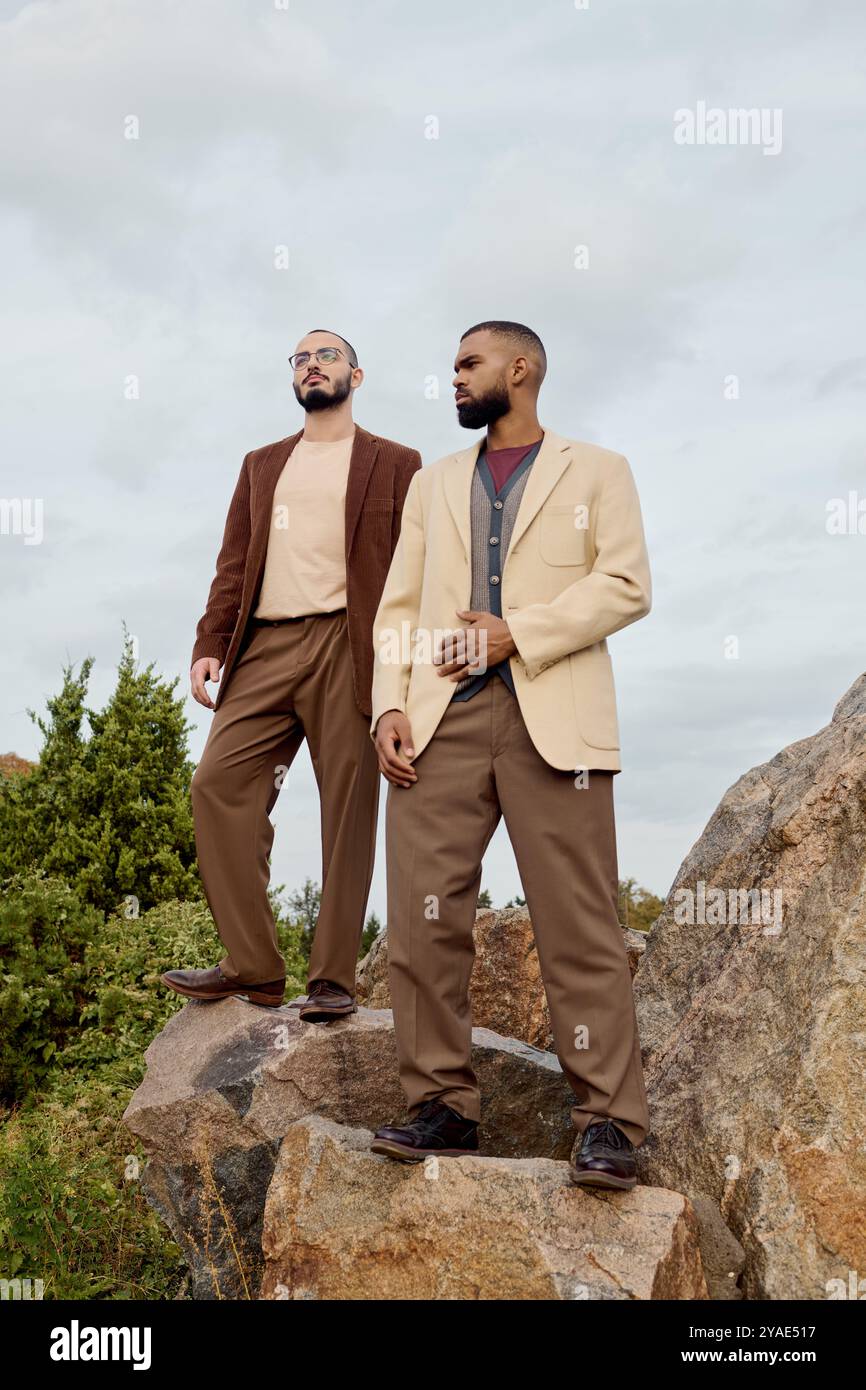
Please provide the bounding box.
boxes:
[2,0,863,918]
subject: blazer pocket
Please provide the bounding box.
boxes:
[539,504,588,566]
[570,647,620,749]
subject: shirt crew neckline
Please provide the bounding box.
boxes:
[298,430,357,446]
[482,436,544,456]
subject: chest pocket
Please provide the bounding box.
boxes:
[538,504,588,566]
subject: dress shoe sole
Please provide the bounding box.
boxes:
[568,1165,636,1190]
[370,1137,478,1163]
[160,974,285,1008]
[298,1003,357,1022]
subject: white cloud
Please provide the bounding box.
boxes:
[2,0,864,907]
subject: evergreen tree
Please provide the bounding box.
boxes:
[501,893,526,908]
[0,654,93,887]
[0,627,202,914]
[278,877,321,960]
[359,910,382,958]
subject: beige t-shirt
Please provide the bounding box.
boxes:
[253,432,354,619]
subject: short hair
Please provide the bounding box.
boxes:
[305,328,358,368]
[460,320,546,373]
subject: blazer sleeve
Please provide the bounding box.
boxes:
[507,453,651,679]
[371,467,426,735]
[190,453,252,669]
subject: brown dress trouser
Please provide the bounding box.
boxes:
[190,612,379,992]
[386,675,650,1146]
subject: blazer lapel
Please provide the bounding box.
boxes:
[248,430,302,591]
[443,439,484,562]
[250,424,378,577]
[443,429,572,562]
[345,425,380,558]
[506,430,572,552]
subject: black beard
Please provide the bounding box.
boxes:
[456,380,511,430]
[293,372,352,413]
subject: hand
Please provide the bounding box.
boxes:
[374,710,418,787]
[434,611,517,681]
[191,657,221,709]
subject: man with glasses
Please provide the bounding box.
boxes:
[162,330,421,1020]
[369,321,652,1189]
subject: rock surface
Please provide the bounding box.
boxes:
[123,1000,578,1299]
[260,1115,708,1301]
[124,679,866,1301]
[356,906,647,1052]
[634,673,866,1299]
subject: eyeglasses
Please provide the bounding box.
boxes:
[288,347,347,371]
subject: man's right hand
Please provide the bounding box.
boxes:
[190,657,221,710]
[374,710,418,787]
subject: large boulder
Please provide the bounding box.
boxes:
[261,1115,708,1301]
[634,673,866,1299]
[123,1000,578,1299]
[356,906,647,1052]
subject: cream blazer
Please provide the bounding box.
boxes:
[370,429,651,771]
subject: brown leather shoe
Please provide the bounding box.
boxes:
[569,1118,637,1190]
[160,965,285,1008]
[371,1100,479,1163]
[297,979,356,1022]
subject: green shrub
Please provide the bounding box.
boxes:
[0,1082,185,1300]
[0,872,103,1103]
[0,874,308,1299]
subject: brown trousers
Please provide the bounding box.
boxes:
[190,612,379,992]
[386,675,650,1145]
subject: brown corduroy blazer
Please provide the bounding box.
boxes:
[191,424,422,717]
